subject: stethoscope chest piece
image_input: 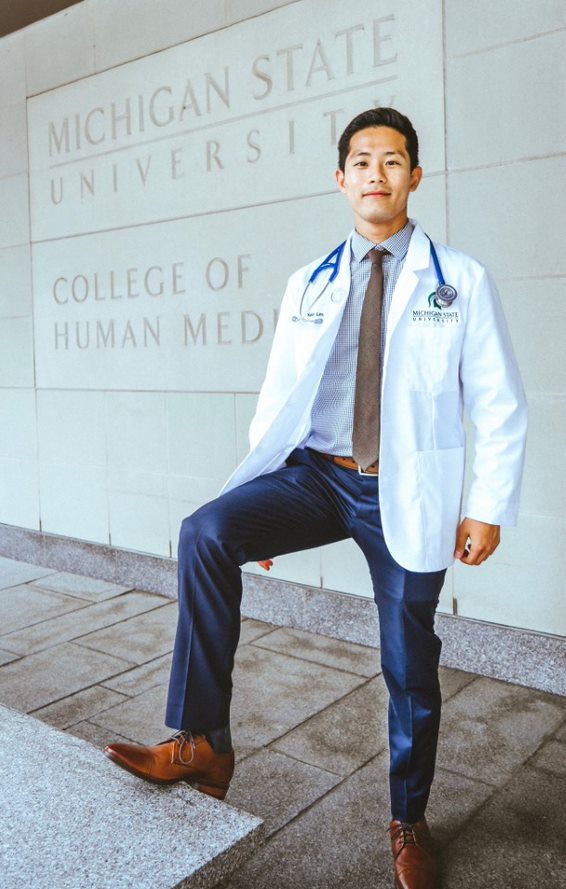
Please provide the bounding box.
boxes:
[426,235,458,307]
[435,284,458,307]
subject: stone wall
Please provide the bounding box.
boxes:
[0,0,564,635]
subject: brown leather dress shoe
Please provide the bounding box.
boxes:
[103,731,235,800]
[388,819,439,889]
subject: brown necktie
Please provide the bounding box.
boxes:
[352,248,387,470]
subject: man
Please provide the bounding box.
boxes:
[105,108,527,889]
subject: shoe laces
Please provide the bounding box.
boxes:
[169,730,196,766]
[389,822,418,849]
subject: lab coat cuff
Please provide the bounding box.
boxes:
[463,496,520,528]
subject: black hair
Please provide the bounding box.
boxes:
[337,108,419,171]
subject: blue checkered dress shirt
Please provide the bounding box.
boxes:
[306,220,414,456]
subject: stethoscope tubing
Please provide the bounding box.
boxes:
[293,234,457,323]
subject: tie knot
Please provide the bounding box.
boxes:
[366,247,388,266]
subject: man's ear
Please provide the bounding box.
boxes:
[409,166,423,193]
[335,168,345,192]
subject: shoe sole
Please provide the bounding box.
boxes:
[103,748,230,800]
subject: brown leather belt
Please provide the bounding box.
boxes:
[315,451,379,475]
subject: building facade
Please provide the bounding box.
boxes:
[0,0,565,643]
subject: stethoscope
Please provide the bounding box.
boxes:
[292,235,458,323]
[291,241,347,324]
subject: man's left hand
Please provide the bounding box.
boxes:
[454,518,500,566]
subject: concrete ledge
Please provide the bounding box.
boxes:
[0,705,263,889]
[1,523,565,696]
[240,573,566,697]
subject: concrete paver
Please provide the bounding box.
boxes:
[437,666,477,701]
[0,648,19,666]
[530,738,566,776]
[423,768,496,849]
[0,642,132,711]
[252,625,380,677]
[86,683,170,745]
[33,571,134,601]
[76,601,178,664]
[230,644,366,753]
[67,719,133,748]
[225,752,393,889]
[0,590,169,655]
[226,748,341,836]
[32,684,130,730]
[0,583,88,634]
[273,676,389,776]
[440,766,566,888]
[0,557,56,590]
[438,676,565,785]
[101,652,173,696]
[0,556,565,889]
[238,619,278,646]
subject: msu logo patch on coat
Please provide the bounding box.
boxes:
[411,291,461,327]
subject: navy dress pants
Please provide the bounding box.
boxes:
[166,446,446,822]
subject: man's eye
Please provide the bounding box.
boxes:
[354,161,367,167]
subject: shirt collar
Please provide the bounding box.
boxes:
[350,220,414,263]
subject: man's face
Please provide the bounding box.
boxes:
[335,126,422,238]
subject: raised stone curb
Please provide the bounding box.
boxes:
[0,705,263,889]
[1,534,564,696]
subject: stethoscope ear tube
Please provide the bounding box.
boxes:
[294,241,347,323]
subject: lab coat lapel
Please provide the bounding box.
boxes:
[320,231,353,327]
[384,221,431,352]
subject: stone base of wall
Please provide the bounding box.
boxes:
[1,523,564,696]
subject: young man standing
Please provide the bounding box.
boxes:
[105,108,527,889]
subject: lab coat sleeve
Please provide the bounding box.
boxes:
[248,275,299,450]
[460,267,527,525]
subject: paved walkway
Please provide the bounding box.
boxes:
[1,555,564,888]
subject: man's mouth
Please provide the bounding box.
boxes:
[363,191,390,197]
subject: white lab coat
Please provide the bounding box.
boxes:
[219,221,527,572]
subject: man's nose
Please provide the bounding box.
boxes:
[368,164,386,182]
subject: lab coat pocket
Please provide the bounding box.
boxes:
[403,325,463,390]
[407,389,463,452]
[417,446,465,558]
